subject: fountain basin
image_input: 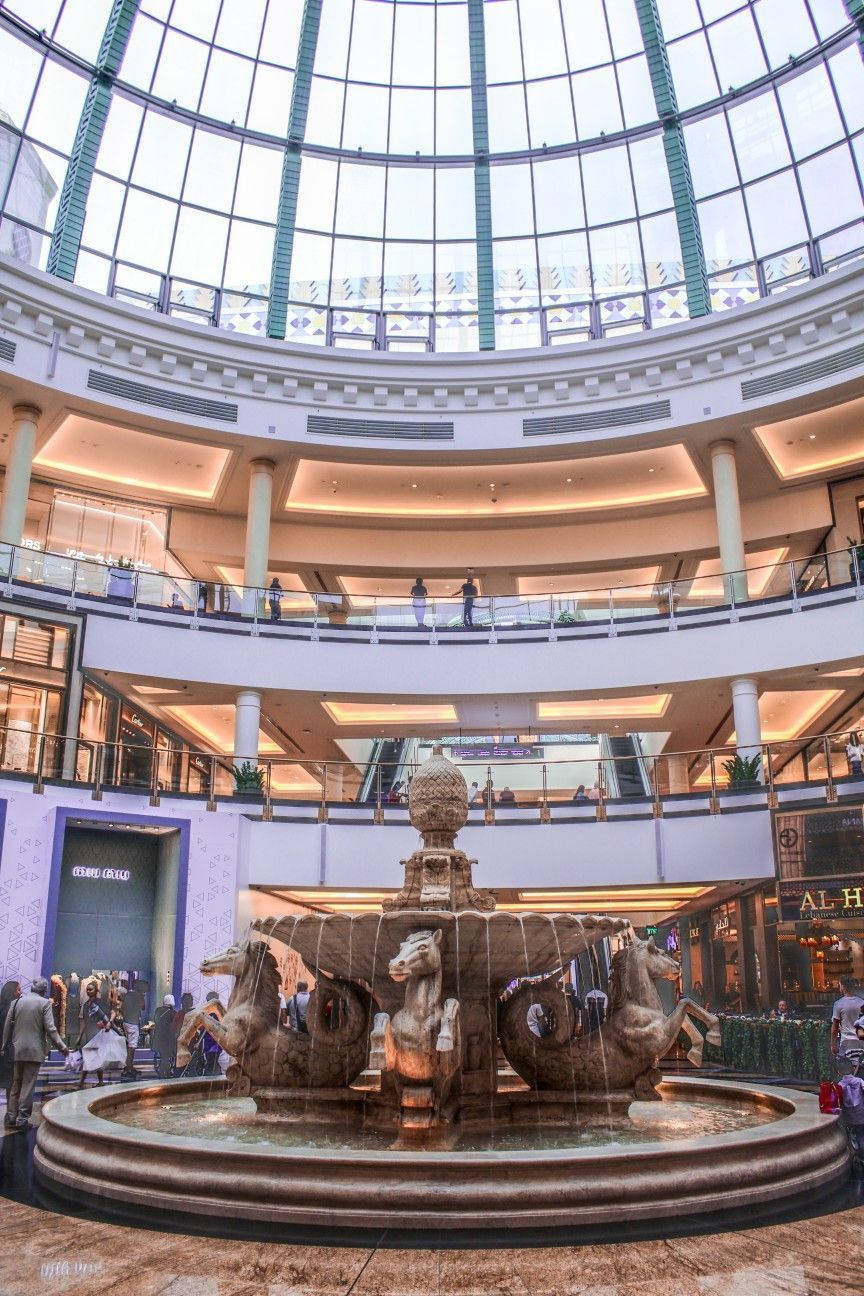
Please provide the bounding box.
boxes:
[34,1076,849,1233]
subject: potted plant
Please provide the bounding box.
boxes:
[847,536,864,583]
[555,609,577,627]
[107,555,135,600]
[722,753,762,790]
[231,761,265,800]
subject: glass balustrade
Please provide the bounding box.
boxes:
[0,542,858,638]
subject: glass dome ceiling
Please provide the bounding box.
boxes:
[0,0,862,353]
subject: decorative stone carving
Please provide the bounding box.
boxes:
[498,936,720,1099]
[369,928,461,1128]
[190,937,374,1097]
[384,745,495,912]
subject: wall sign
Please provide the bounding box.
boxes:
[778,878,864,921]
[455,744,543,760]
[71,866,130,882]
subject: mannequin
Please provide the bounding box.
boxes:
[50,974,67,1036]
[66,973,80,1044]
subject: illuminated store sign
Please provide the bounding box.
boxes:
[778,878,864,921]
[455,745,543,760]
[71,866,130,882]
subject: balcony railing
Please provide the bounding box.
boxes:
[7,725,863,822]
[0,543,860,642]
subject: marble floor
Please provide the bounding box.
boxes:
[0,1191,862,1296]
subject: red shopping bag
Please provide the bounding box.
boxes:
[819,1081,842,1114]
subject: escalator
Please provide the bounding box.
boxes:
[357,738,408,804]
[604,734,651,799]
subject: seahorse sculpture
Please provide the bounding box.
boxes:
[498,936,721,1099]
[186,935,375,1096]
[369,928,461,1128]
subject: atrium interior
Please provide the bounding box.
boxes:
[0,1,864,1292]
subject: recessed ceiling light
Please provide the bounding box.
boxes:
[808,434,816,440]
[411,482,418,489]
[566,477,572,483]
[648,468,655,473]
[489,482,496,489]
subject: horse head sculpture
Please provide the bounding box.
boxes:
[388,929,442,983]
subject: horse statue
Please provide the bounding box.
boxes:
[369,928,461,1127]
[498,936,721,1100]
[185,935,375,1097]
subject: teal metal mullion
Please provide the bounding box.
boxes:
[467,0,495,351]
[46,0,139,281]
[266,0,324,341]
[842,0,864,56]
[633,0,710,320]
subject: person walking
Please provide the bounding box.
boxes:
[268,577,283,622]
[0,980,21,1115]
[2,977,69,1130]
[152,995,177,1079]
[287,981,311,1033]
[76,979,113,1089]
[846,731,863,779]
[410,577,427,628]
[832,977,864,1074]
[456,575,478,628]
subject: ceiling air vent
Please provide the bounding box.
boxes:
[87,370,238,422]
[307,415,454,441]
[523,400,671,436]
[741,341,864,400]
[0,338,16,363]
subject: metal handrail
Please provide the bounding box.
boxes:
[1,724,861,815]
[0,542,860,637]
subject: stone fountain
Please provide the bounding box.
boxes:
[33,748,850,1232]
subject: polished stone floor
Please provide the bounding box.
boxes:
[2,1071,862,1296]
[0,1189,862,1296]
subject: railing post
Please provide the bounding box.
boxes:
[484,765,495,825]
[206,755,217,812]
[370,596,379,645]
[548,594,557,642]
[667,581,677,632]
[262,760,273,822]
[607,589,617,638]
[789,561,801,613]
[130,568,140,622]
[852,546,864,601]
[727,570,739,623]
[251,587,260,637]
[540,761,550,823]
[765,741,778,808]
[67,559,79,612]
[652,756,663,819]
[92,742,104,801]
[824,736,837,804]
[318,763,329,823]
[311,593,320,642]
[373,761,384,824]
[149,744,160,807]
[709,750,719,815]
[595,759,607,821]
[32,733,45,795]
[488,594,497,644]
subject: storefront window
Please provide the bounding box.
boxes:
[710,901,742,1013]
[118,706,156,788]
[0,683,61,771]
[46,490,169,571]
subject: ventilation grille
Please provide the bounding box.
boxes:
[741,341,864,400]
[523,400,672,437]
[307,415,454,441]
[87,370,238,422]
[0,338,15,363]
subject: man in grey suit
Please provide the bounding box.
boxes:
[2,977,69,1131]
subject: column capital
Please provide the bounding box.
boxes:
[11,403,42,424]
[249,458,276,475]
[708,438,737,458]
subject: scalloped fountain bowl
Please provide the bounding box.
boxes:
[34,1075,848,1233]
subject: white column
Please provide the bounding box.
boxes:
[242,459,275,615]
[0,404,41,545]
[61,664,85,781]
[233,689,262,764]
[667,753,690,795]
[731,676,762,773]
[709,440,748,604]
